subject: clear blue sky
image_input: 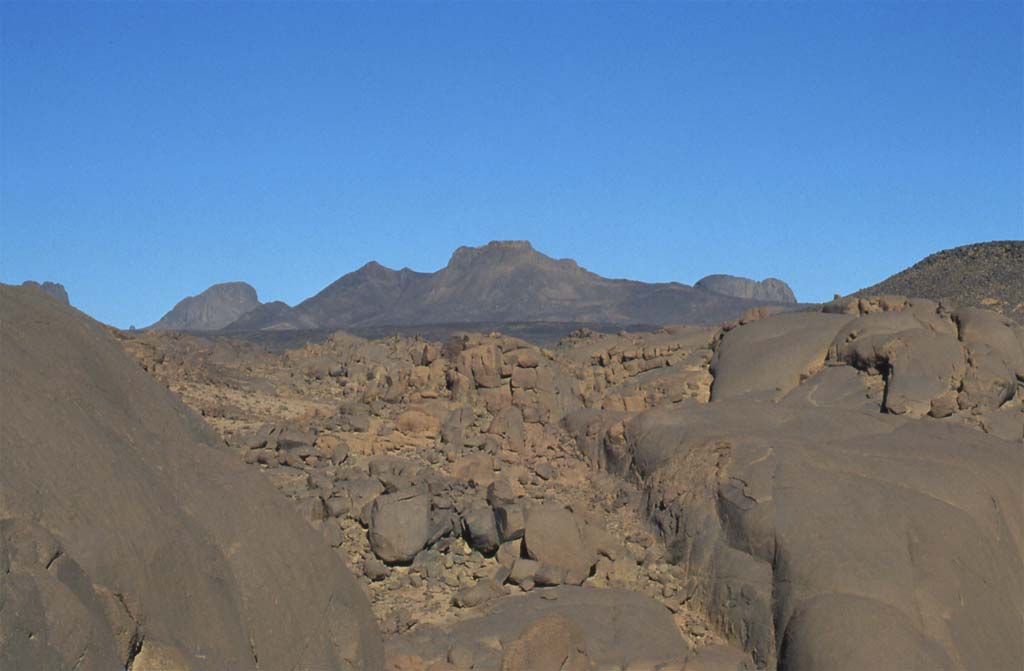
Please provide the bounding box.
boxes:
[2,2,1021,328]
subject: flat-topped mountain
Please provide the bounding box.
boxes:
[168,241,791,334]
[342,240,766,327]
[855,240,1024,321]
[695,274,796,303]
[149,281,261,331]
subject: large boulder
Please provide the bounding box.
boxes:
[395,409,441,438]
[462,506,500,556]
[522,504,595,585]
[487,406,526,453]
[0,285,383,670]
[388,587,692,668]
[500,616,591,671]
[368,491,431,564]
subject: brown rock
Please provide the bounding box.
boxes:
[396,409,441,438]
[487,407,525,453]
[500,616,590,671]
[522,505,595,585]
[368,491,431,563]
[451,453,495,488]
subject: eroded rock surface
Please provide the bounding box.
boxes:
[0,285,383,670]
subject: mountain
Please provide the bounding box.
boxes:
[855,240,1024,322]
[293,260,429,329]
[694,274,796,303]
[149,281,261,331]
[21,280,70,304]
[221,240,796,333]
[225,300,317,331]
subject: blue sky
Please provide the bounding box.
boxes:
[2,2,1021,328]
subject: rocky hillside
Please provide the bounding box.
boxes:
[148,281,261,331]
[855,240,1024,321]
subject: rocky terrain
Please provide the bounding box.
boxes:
[109,290,1023,670]
[855,240,1024,322]
[148,241,798,336]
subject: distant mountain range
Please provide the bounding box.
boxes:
[854,240,1023,322]
[147,241,798,334]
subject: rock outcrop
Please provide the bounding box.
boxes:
[20,280,69,304]
[568,299,1024,670]
[389,587,695,669]
[0,284,383,670]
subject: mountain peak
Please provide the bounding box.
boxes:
[357,260,389,272]
[149,281,260,331]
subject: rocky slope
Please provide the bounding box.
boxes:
[116,293,1023,670]
[0,284,382,670]
[148,281,261,331]
[855,240,1024,322]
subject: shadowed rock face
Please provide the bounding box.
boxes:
[855,240,1024,322]
[695,274,796,303]
[149,281,261,331]
[215,241,795,333]
[0,284,383,670]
